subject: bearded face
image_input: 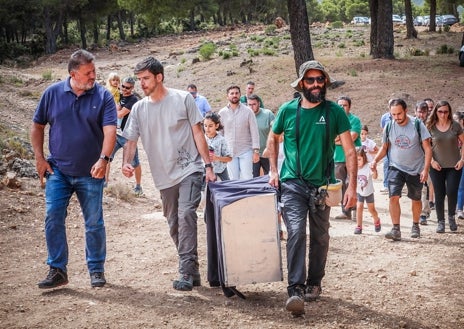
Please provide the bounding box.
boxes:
[302,83,326,103]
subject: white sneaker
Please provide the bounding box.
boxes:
[457,210,464,220]
[380,187,388,193]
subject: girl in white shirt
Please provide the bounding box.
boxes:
[354,148,381,234]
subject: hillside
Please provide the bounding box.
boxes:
[1,24,464,329]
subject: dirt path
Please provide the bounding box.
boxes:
[1,24,464,329]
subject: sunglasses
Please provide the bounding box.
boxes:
[121,85,132,90]
[302,76,325,84]
[437,110,449,114]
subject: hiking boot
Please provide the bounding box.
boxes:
[374,220,381,232]
[429,201,435,210]
[38,267,68,289]
[304,285,322,302]
[436,220,445,233]
[173,274,193,291]
[419,215,428,225]
[449,216,458,232]
[385,227,401,241]
[90,272,106,287]
[134,185,143,197]
[457,210,464,220]
[354,226,362,234]
[411,224,420,238]
[285,286,305,317]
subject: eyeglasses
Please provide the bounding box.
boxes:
[437,110,449,114]
[302,76,325,84]
[121,85,132,90]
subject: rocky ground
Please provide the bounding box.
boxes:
[1,24,464,328]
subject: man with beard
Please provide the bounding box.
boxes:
[219,85,260,180]
[266,60,357,316]
[121,57,216,291]
[371,98,431,241]
[31,49,117,289]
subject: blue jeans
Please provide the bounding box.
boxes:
[111,134,140,167]
[227,149,253,180]
[44,166,106,273]
[383,157,390,188]
[457,169,464,211]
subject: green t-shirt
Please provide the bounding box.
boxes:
[240,95,264,108]
[333,112,362,163]
[272,98,351,186]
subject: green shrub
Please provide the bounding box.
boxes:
[261,48,276,56]
[42,70,53,80]
[437,44,454,54]
[222,51,231,59]
[199,42,216,60]
[264,25,276,35]
[338,43,346,48]
[331,21,344,28]
[247,48,260,57]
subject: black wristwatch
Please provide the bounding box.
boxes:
[99,154,112,162]
[204,163,213,169]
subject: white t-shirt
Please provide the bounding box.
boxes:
[357,163,375,197]
[362,138,377,163]
[122,88,204,190]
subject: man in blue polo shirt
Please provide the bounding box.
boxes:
[31,49,117,289]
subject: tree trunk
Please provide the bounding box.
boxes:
[43,5,63,54]
[78,16,87,50]
[63,15,68,45]
[93,21,99,45]
[369,0,394,59]
[106,15,111,41]
[117,11,125,40]
[129,12,135,38]
[429,0,436,32]
[287,0,314,76]
[404,0,417,39]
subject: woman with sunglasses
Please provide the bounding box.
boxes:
[426,101,464,233]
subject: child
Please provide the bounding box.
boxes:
[106,72,121,105]
[354,148,381,234]
[203,112,232,181]
[360,125,378,163]
[106,72,121,129]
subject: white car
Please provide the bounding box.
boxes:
[351,16,369,25]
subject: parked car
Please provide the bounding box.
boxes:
[392,15,403,24]
[441,15,458,26]
[414,16,425,26]
[351,16,369,25]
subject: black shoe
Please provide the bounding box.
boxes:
[90,272,106,287]
[285,286,305,317]
[449,216,458,232]
[436,221,445,233]
[38,267,68,289]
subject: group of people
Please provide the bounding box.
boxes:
[30,49,461,318]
